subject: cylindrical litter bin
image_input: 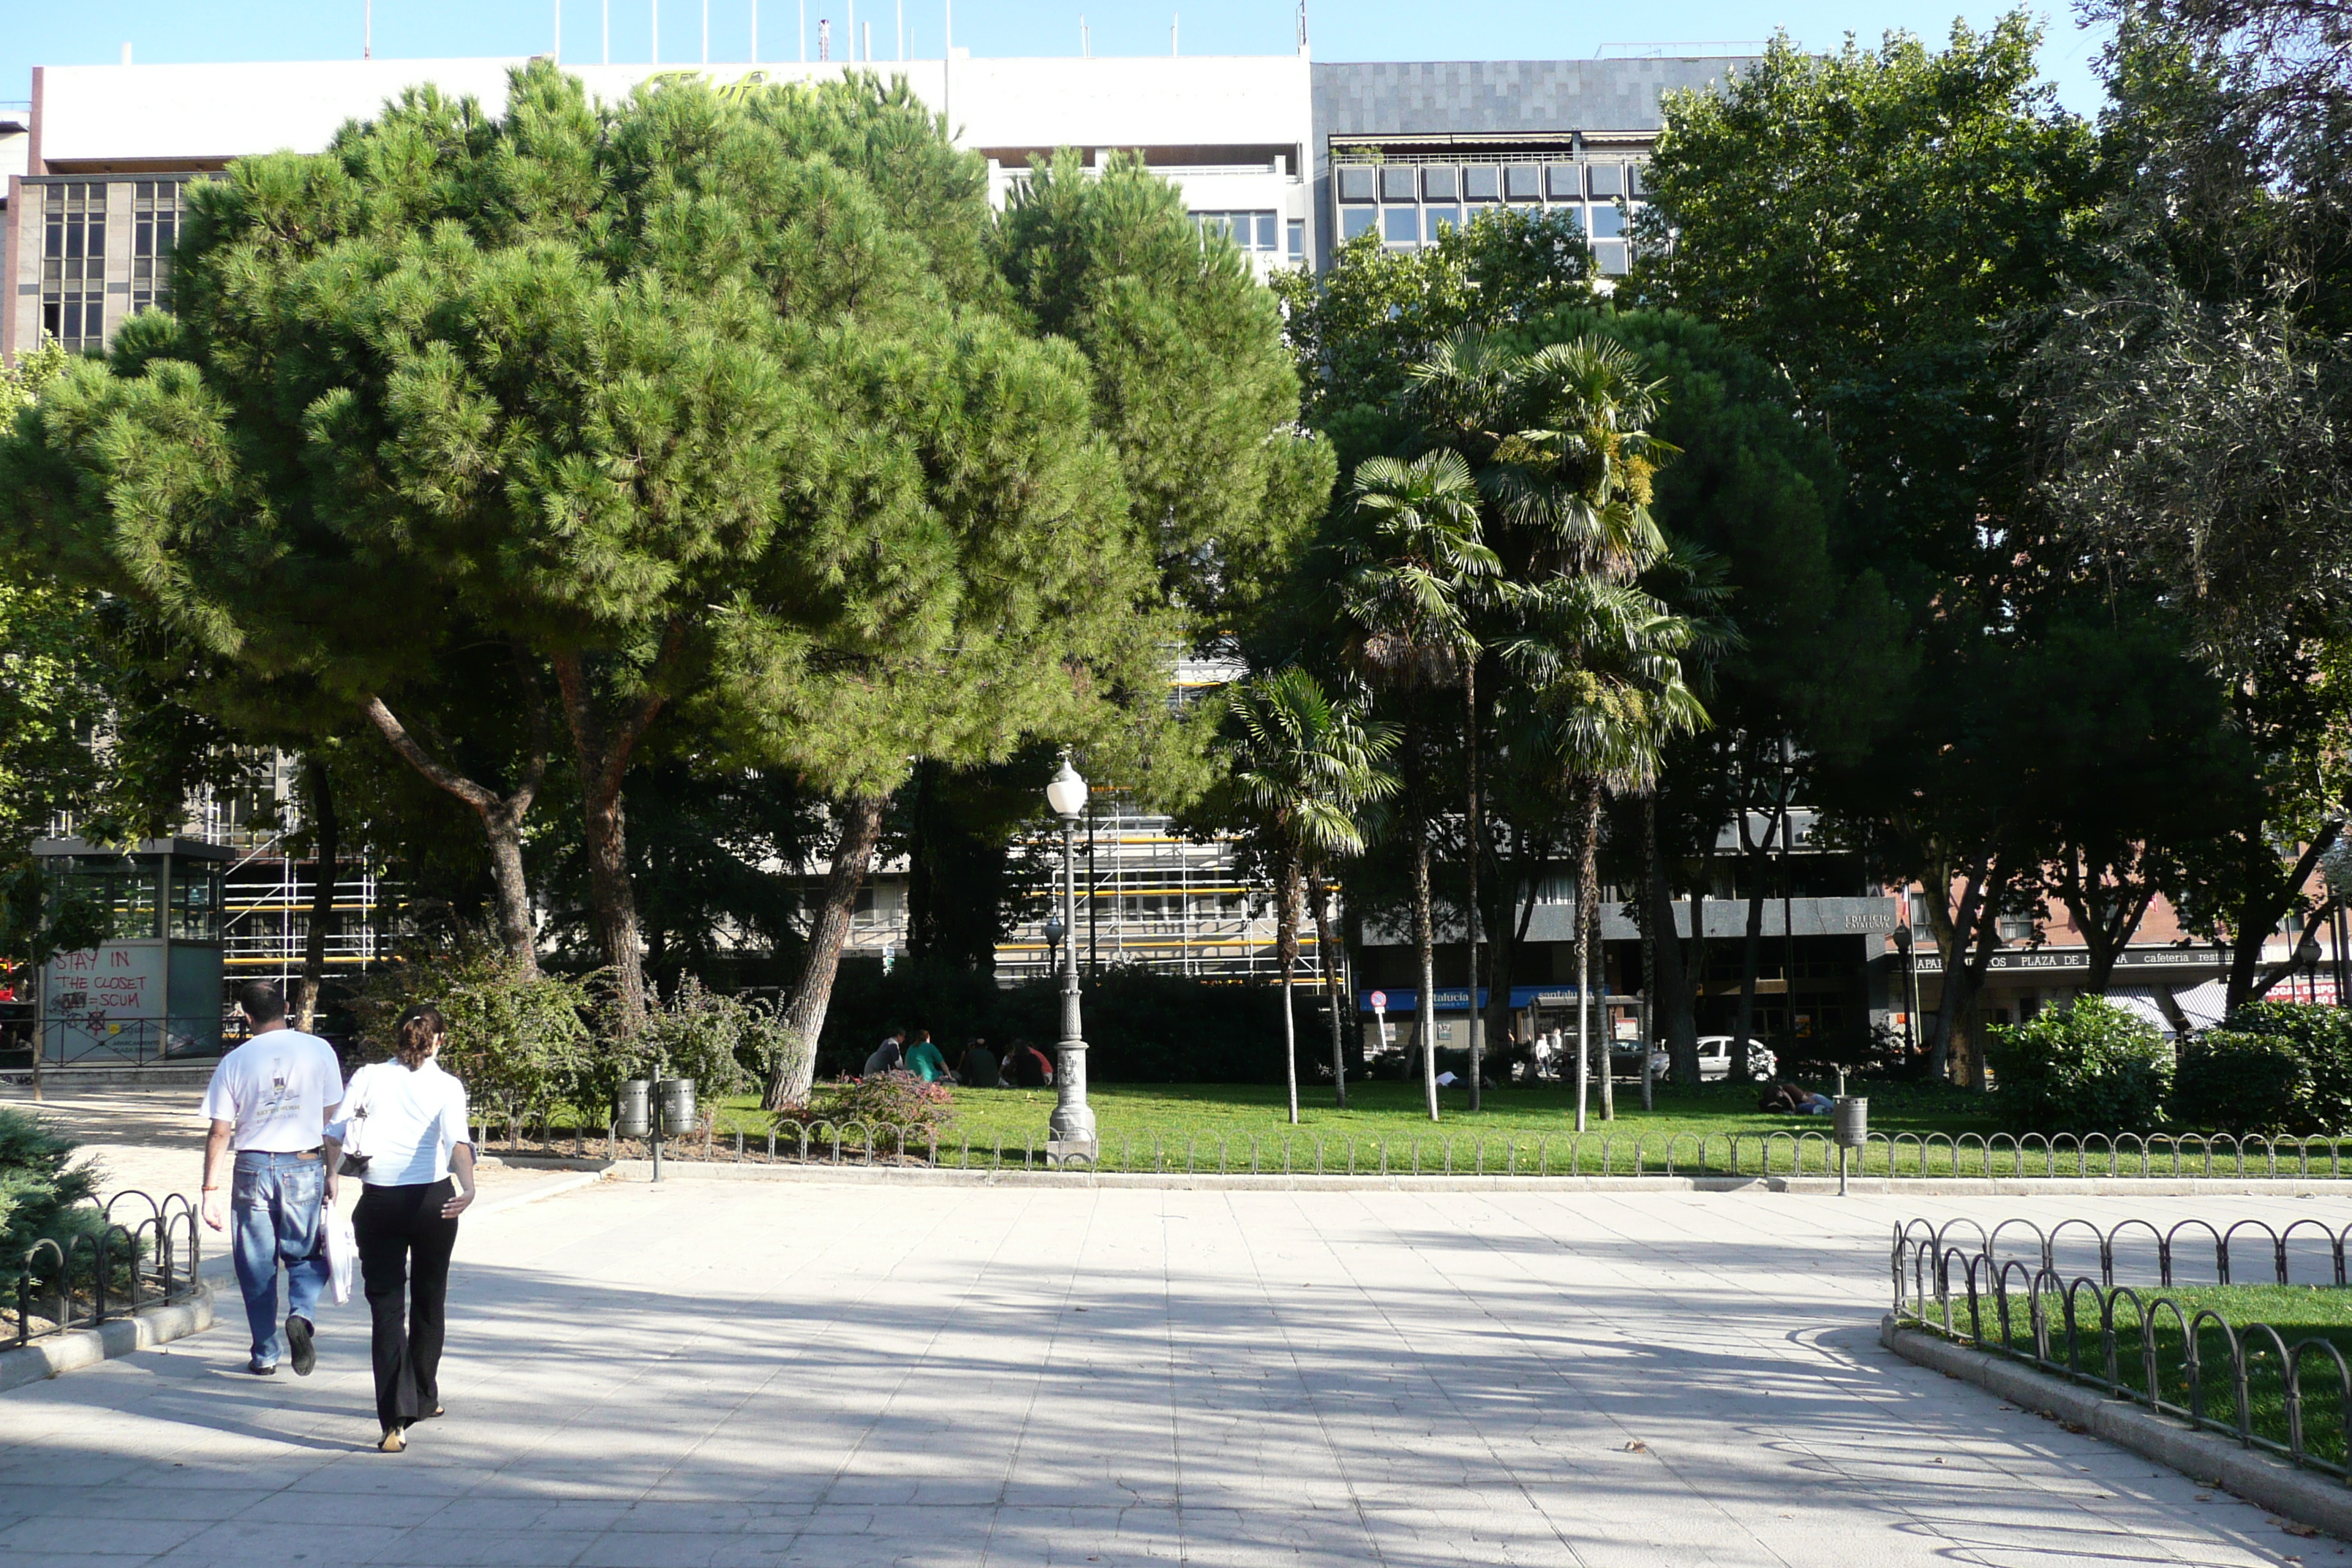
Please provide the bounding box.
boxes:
[1833,1096,1869,1148]
[658,1077,697,1137]
[617,1079,652,1139]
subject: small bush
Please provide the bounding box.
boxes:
[0,1106,109,1297]
[777,1071,957,1134]
[1986,998,2172,1135]
[2175,1002,2352,1136]
[353,938,598,1121]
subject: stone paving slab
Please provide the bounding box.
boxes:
[4,1180,2351,1566]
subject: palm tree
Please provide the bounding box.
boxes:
[1227,669,1400,1125]
[1504,577,1706,1123]
[1338,449,1499,1122]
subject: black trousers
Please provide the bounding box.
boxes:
[353,1179,459,1431]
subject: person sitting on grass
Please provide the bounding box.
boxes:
[1005,1040,1054,1089]
[902,1027,951,1083]
[864,1026,907,1078]
[957,1039,1003,1088]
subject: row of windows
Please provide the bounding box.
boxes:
[1191,210,1308,262]
[1333,161,1646,205]
[1338,203,1635,274]
[36,180,189,355]
[1340,203,1628,244]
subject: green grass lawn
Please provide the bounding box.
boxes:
[1997,1284,2352,1464]
[497,1077,2352,1177]
[691,1077,2027,1175]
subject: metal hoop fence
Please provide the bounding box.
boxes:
[1892,1218,2352,1480]
[7,1190,201,1350]
[472,1120,2352,1180]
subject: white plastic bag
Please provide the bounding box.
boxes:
[324,1206,358,1307]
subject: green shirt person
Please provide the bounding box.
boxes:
[902,1029,951,1082]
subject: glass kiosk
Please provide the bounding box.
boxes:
[32,837,231,1066]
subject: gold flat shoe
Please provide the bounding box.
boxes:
[378,1428,405,1453]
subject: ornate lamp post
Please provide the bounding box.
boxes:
[1045,753,1098,1166]
[1892,923,1921,1057]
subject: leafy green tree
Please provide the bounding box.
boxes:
[997,151,1335,627]
[1218,669,1398,1121]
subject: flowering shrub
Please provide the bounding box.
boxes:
[775,1071,957,1135]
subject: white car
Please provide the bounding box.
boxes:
[1689,1036,1776,1082]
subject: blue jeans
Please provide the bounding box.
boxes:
[230,1149,329,1369]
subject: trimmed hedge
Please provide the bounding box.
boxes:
[1986,998,2172,1135]
[2175,1002,2352,1135]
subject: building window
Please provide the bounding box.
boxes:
[1504,165,1541,200]
[1286,219,1304,259]
[1422,165,1458,200]
[132,180,184,317]
[1997,913,2040,943]
[1463,165,1501,201]
[1191,211,1280,254]
[1341,206,1377,241]
[41,182,109,354]
[1382,206,1419,244]
[1588,163,1627,198]
[1554,205,1586,234]
[1423,206,1460,237]
[1546,163,1580,199]
[1379,165,1416,201]
[1588,204,1626,239]
[1591,240,1629,276]
[1336,165,1376,202]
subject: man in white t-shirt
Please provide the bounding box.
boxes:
[200,981,344,1376]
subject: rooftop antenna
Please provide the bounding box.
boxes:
[1297,0,1308,51]
[818,16,830,58]
[1172,12,1178,54]
[364,0,372,59]
[862,20,871,59]
[1082,15,1089,56]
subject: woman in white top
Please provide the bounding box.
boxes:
[324,1005,476,1452]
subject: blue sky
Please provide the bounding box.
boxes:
[4,1,2111,117]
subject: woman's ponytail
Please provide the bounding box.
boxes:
[394,1005,445,1071]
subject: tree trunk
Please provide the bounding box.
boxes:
[2228,825,2342,1011]
[294,755,339,1033]
[764,793,889,1109]
[1414,813,1440,1123]
[1575,780,1613,1120]
[1278,847,1301,1126]
[1308,869,1347,1109]
[1647,799,1700,1087]
[552,640,680,1034]
[1732,807,1779,1077]
[360,692,543,976]
[1463,665,1482,1112]
[1926,847,2005,1088]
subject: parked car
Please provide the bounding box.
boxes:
[1695,1035,1777,1082]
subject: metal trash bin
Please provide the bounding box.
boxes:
[617,1079,652,1139]
[658,1077,697,1138]
[1832,1096,1867,1194]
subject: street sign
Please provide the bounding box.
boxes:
[1369,990,1387,1011]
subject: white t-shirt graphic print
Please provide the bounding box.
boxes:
[201,1028,343,1152]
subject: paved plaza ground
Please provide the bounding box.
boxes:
[6,1160,2351,1567]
